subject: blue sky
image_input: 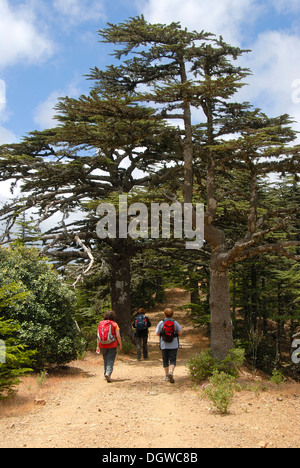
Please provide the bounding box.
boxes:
[1,0,300,147]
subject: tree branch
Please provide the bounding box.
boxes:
[232,241,300,264]
[72,235,95,287]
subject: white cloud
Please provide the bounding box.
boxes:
[0,79,6,115]
[0,78,11,125]
[271,0,300,13]
[239,31,300,119]
[0,180,16,206]
[33,90,61,129]
[33,78,82,130]
[0,0,54,68]
[138,0,261,45]
[239,30,300,141]
[53,0,106,25]
[0,126,16,145]
[0,79,16,144]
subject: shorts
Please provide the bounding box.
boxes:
[162,348,178,368]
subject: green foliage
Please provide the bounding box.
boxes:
[270,369,287,385]
[230,243,300,374]
[119,337,135,355]
[36,369,48,387]
[184,302,210,326]
[0,246,85,369]
[73,268,111,348]
[188,348,245,382]
[202,371,236,414]
[0,317,36,399]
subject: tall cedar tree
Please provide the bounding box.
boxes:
[0,91,179,337]
[96,17,300,358]
[0,17,299,356]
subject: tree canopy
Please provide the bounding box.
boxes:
[0,16,299,360]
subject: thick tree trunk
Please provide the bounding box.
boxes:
[209,264,234,360]
[110,253,132,339]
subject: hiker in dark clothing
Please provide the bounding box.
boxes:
[132,308,151,361]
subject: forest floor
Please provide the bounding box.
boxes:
[0,288,299,449]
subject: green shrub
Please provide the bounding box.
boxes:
[0,317,36,399]
[0,246,85,369]
[270,369,286,384]
[188,348,245,382]
[202,371,236,414]
[119,336,135,355]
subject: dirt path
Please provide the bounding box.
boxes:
[0,289,299,449]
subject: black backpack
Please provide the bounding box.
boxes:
[135,314,147,331]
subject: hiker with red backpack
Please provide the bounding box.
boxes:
[96,310,122,383]
[156,308,182,384]
[132,308,151,361]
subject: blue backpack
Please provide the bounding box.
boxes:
[135,314,147,331]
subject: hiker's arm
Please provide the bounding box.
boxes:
[116,329,122,350]
[96,339,100,354]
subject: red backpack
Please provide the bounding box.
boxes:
[161,319,176,343]
[97,320,116,345]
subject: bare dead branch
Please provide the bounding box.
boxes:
[72,235,95,287]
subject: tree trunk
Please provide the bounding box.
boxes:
[209,265,234,360]
[261,277,268,336]
[110,253,132,339]
[251,263,258,331]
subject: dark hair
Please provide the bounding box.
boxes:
[103,310,117,321]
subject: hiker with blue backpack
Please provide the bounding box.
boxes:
[132,308,152,361]
[156,308,182,384]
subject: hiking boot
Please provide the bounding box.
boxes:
[168,373,175,384]
[164,375,170,382]
[105,374,112,383]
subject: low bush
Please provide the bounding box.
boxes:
[202,371,236,414]
[188,348,245,382]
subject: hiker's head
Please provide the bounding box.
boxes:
[164,308,174,318]
[104,310,116,321]
[139,308,146,315]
